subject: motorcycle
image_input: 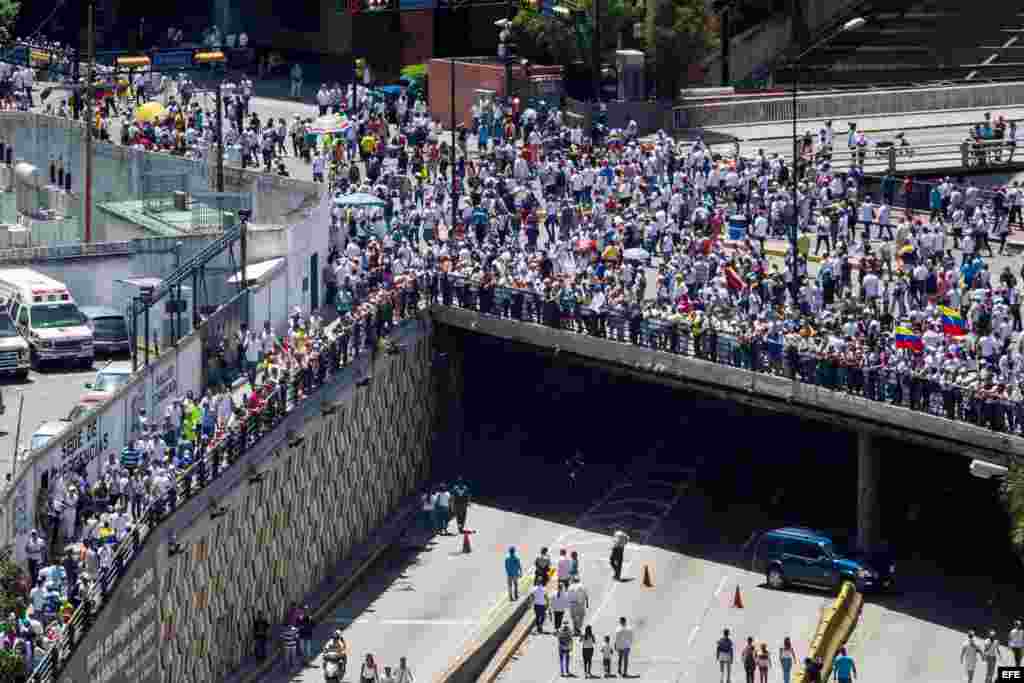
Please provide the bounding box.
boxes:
[874,132,913,158]
[323,651,345,681]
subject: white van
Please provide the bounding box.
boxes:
[0,269,94,369]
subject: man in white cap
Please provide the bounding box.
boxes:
[609,529,629,581]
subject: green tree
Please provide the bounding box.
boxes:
[0,0,20,47]
[512,0,642,67]
[643,0,718,100]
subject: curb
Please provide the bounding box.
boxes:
[432,572,541,683]
[478,582,556,683]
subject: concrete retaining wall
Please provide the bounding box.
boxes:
[58,317,438,682]
[0,113,322,229]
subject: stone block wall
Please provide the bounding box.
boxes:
[158,329,436,681]
[59,317,440,683]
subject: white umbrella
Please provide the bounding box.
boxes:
[624,247,650,262]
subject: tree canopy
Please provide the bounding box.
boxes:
[0,0,19,47]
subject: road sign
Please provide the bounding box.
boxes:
[151,49,195,70]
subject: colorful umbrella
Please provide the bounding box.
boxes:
[135,101,167,124]
[308,113,351,135]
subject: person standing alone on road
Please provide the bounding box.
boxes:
[717,629,734,683]
[742,637,756,683]
[779,637,797,683]
[1010,620,1024,667]
[568,577,588,635]
[581,625,597,677]
[532,581,549,634]
[615,616,634,677]
[833,647,857,683]
[452,476,471,533]
[558,622,574,677]
[281,620,300,673]
[982,630,1003,683]
[963,631,982,683]
[756,643,771,683]
[435,484,451,535]
[505,546,522,601]
[557,548,573,591]
[610,530,629,581]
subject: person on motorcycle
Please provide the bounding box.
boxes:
[323,631,348,682]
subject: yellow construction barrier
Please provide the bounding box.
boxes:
[795,582,864,683]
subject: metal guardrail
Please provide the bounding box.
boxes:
[25,296,423,683]
[674,80,1024,129]
[437,273,1024,434]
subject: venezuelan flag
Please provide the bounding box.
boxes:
[894,326,923,352]
[939,305,966,337]
[724,265,745,291]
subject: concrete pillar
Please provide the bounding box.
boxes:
[856,432,881,552]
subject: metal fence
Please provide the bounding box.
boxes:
[438,274,1024,435]
[673,80,1024,129]
[190,191,251,232]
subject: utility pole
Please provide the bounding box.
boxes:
[592,0,600,121]
[450,57,457,233]
[84,0,96,243]
[216,84,224,192]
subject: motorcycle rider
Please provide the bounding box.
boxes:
[323,630,348,682]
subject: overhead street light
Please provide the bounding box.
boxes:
[785,14,866,296]
[970,459,1009,480]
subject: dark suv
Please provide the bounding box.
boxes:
[750,527,895,593]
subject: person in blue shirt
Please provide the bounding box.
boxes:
[505,546,522,602]
[833,647,857,683]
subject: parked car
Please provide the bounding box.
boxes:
[79,306,131,355]
[749,527,895,593]
[72,361,134,419]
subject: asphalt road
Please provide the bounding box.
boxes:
[493,464,831,683]
[251,505,624,683]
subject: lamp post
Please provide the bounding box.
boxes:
[786,15,866,294]
[450,57,457,234]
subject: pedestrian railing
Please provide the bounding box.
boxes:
[25,302,423,683]
[439,273,1024,435]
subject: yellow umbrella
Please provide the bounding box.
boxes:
[135,101,168,124]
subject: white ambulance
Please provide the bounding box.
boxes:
[0,269,94,369]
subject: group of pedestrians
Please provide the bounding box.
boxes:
[961,622,1024,683]
[715,630,849,683]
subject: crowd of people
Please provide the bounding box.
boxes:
[10,45,1024,680]
[309,89,1024,434]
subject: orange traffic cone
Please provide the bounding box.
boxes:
[732,585,744,609]
[463,529,472,553]
[642,565,654,588]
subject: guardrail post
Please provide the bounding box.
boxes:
[887,146,896,172]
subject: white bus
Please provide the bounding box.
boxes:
[0,268,94,370]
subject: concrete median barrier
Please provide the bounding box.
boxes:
[796,582,865,683]
[434,574,555,683]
